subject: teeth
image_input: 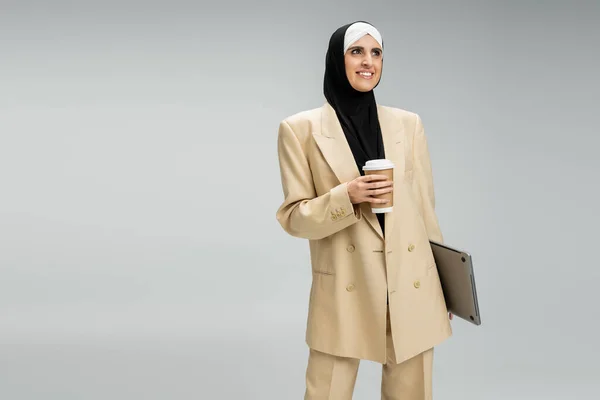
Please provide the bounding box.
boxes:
[359,72,372,76]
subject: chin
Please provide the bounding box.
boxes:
[350,78,379,92]
[353,83,376,92]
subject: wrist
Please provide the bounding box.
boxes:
[345,182,354,204]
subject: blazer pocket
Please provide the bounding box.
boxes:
[426,260,439,277]
[312,260,335,275]
[312,269,335,276]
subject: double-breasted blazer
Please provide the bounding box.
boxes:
[275,102,452,365]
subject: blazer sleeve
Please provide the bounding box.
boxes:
[413,114,444,243]
[275,120,362,240]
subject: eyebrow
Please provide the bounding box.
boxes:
[348,45,383,52]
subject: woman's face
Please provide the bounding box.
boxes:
[344,34,383,92]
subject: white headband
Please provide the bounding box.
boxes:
[343,22,383,54]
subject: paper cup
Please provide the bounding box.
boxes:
[362,159,395,213]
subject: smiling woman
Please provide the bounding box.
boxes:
[322,21,387,236]
[344,37,383,92]
[275,20,452,400]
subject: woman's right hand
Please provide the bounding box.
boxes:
[346,174,393,205]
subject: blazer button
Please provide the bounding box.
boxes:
[346,284,355,292]
[408,244,415,252]
[413,280,420,289]
[346,244,355,253]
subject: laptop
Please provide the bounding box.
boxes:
[429,240,482,326]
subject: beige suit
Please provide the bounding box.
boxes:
[275,102,452,395]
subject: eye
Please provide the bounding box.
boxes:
[351,48,362,55]
[372,49,382,57]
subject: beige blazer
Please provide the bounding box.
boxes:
[275,102,452,364]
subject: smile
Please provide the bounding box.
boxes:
[358,72,373,79]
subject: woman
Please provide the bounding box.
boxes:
[275,21,453,399]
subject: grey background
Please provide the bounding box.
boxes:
[1,0,599,399]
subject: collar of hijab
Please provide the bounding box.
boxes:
[323,21,385,174]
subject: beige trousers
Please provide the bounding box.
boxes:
[304,308,434,400]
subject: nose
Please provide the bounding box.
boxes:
[362,55,373,67]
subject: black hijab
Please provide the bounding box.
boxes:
[323,21,386,235]
[323,21,385,176]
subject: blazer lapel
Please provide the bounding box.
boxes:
[313,103,361,185]
[313,103,403,241]
[313,103,383,239]
[377,105,405,244]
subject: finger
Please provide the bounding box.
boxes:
[366,180,393,189]
[361,174,389,182]
[366,197,390,204]
[368,187,394,196]
[364,179,394,189]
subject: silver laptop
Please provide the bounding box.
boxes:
[429,240,481,326]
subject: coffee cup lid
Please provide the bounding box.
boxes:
[362,159,395,171]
